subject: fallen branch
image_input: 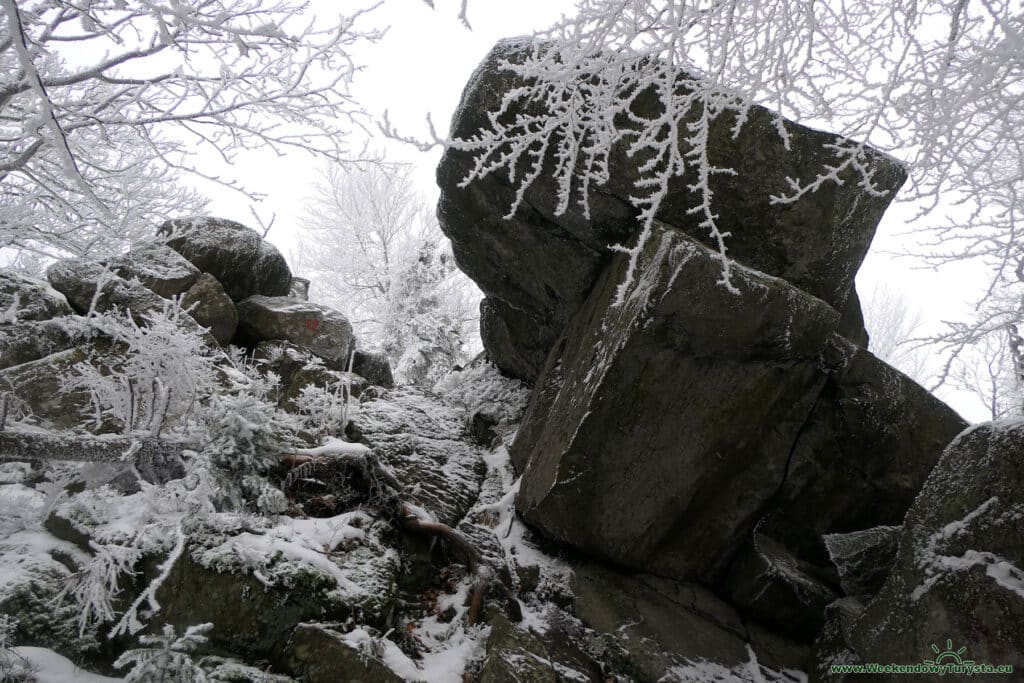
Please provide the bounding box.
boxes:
[0,429,186,483]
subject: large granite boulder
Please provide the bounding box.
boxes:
[570,561,808,681]
[0,269,72,322]
[848,420,1024,673]
[0,319,86,370]
[158,218,292,302]
[352,349,395,389]
[105,243,201,298]
[236,296,355,370]
[181,273,237,347]
[438,38,906,382]
[512,223,963,598]
[512,222,833,580]
[771,348,964,539]
[46,258,219,349]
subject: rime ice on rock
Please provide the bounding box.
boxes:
[0,269,73,322]
[159,217,292,302]
[849,419,1024,670]
[236,295,356,371]
[437,37,907,382]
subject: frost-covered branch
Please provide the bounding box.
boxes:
[397,0,1024,357]
[0,0,384,259]
[0,430,186,477]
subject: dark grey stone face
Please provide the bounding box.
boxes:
[159,217,292,302]
[437,37,906,383]
[0,268,73,322]
[235,295,355,370]
[181,273,238,348]
[510,224,964,632]
[351,348,394,389]
[850,421,1024,671]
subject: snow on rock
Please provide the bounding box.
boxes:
[349,387,487,526]
[158,217,292,303]
[0,483,95,658]
[0,486,85,597]
[0,317,87,371]
[0,268,73,323]
[152,510,400,662]
[849,419,1024,670]
[10,647,122,682]
[104,243,202,299]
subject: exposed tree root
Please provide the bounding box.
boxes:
[283,441,520,627]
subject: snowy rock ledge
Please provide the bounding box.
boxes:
[847,419,1024,673]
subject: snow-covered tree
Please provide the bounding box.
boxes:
[294,162,479,384]
[0,0,381,259]
[1,124,208,261]
[294,162,432,328]
[862,283,931,385]
[949,330,1024,420]
[115,623,211,683]
[384,240,469,388]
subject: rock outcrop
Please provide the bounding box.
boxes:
[438,38,907,382]
[181,273,237,347]
[236,295,356,370]
[848,420,1024,672]
[0,270,72,322]
[159,217,292,302]
[432,38,971,672]
[511,224,964,602]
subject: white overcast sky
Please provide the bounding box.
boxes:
[194,0,993,421]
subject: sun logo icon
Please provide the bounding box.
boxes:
[924,639,975,667]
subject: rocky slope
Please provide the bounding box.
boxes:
[2,37,1022,683]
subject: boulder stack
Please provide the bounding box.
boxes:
[849,420,1024,671]
[437,37,968,660]
[438,37,907,383]
[159,217,292,302]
